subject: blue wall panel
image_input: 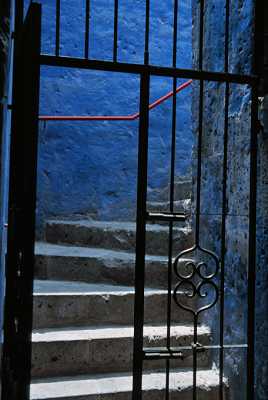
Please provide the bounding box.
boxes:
[36,0,193,232]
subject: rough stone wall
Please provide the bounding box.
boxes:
[255,109,268,399]
[192,1,268,399]
[36,0,193,232]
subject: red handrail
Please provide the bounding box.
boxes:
[39,79,192,121]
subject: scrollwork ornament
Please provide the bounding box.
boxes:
[173,243,220,317]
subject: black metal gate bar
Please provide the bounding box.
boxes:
[1,4,41,399]
[219,0,230,397]
[246,4,265,396]
[14,0,24,33]
[165,0,179,397]
[132,12,152,397]
[40,55,256,84]
[84,0,90,59]
[144,0,150,65]
[247,81,258,400]
[132,7,151,397]
[246,1,262,397]
[192,0,205,396]
[195,0,204,245]
[0,0,24,397]
[132,72,150,400]
[113,0,119,63]
[55,0,61,56]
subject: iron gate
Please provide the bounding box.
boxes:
[133,2,259,399]
[1,3,41,399]
[1,0,265,399]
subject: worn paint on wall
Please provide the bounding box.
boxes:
[36,0,193,232]
[192,1,268,399]
[255,117,268,400]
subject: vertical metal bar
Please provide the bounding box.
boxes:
[263,5,268,94]
[15,0,24,32]
[246,0,261,395]
[1,4,41,399]
[132,72,150,400]
[113,0,119,62]
[246,83,258,400]
[18,6,41,395]
[193,75,203,394]
[1,4,24,392]
[84,0,90,59]
[165,1,179,398]
[192,1,204,399]
[172,0,178,70]
[198,0,204,71]
[219,85,229,398]
[193,314,198,400]
[254,0,265,94]
[195,0,204,245]
[144,0,150,65]
[219,0,230,397]
[55,0,61,56]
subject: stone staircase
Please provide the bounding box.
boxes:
[30,180,228,399]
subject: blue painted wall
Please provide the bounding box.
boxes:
[36,0,193,232]
[192,1,268,399]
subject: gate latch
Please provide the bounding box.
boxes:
[191,342,205,353]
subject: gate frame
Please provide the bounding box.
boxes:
[1,3,41,399]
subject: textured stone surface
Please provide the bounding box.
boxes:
[31,325,211,378]
[32,204,223,396]
[191,1,267,399]
[35,242,193,288]
[36,1,193,234]
[255,120,268,400]
[30,369,227,400]
[147,198,191,214]
[33,280,195,329]
[148,179,192,204]
[45,220,193,256]
[31,204,224,398]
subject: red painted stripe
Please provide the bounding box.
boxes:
[39,79,193,122]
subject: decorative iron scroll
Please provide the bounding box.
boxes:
[173,244,220,317]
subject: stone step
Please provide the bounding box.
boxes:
[31,325,211,378]
[33,281,195,329]
[31,369,227,400]
[148,179,192,203]
[45,220,193,256]
[146,199,191,227]
[35,242,194,288]
[147,199,191,214]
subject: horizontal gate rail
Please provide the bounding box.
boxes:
[39,55,257,85]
